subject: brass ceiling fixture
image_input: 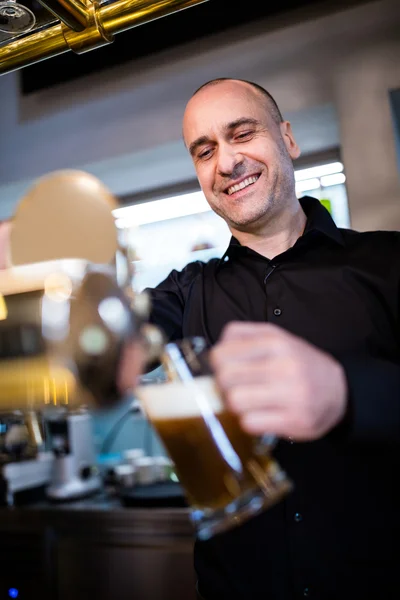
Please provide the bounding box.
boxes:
[0,0,208,76]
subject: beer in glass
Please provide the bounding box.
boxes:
[136,337,292,540]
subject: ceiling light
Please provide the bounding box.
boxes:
[113,191,210,228]
[320,173,346,187]
[295,178,321,193]
[295,162,343,182]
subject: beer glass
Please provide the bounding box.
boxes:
[136,337,292,540]
[0,0,36,33]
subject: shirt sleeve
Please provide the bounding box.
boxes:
[338,234,400,445]
[144,261,202,342]
[338,356,400,444]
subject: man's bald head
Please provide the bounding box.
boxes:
[191,78,284,126]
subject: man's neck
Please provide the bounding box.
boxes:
[230,203,307,260]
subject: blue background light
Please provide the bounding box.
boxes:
[8,588,19,598]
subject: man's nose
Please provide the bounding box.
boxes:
[216,144,243,177]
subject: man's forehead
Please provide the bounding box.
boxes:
[183,81,264,140]
[187,81,260,115]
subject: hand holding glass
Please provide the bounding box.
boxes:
[136,337,292,540]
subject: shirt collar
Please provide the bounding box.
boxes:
[220,196,345,263]
[300,195,344,246]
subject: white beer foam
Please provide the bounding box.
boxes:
[136,375,224,420]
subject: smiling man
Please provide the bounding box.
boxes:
[183,79,304,252]
[142,78,400,599]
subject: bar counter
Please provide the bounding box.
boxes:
[0,492,197,599]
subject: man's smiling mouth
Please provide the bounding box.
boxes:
[226,174,260,196]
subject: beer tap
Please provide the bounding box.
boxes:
[0,169,160,501]
[0,169,152,414]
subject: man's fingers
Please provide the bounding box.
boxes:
[240,410,317,441]
[214,358,286,388]
[222,383,288,413]
[220,321,284,341]
[210,337,286,368]
[239,410,288,437]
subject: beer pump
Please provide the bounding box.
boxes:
[0,169,160,503]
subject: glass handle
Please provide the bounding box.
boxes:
[254,433,277,454]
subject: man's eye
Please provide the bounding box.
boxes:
[198,149,213,160]
[235,131,253,140]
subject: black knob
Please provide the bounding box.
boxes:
[80,465,93,480]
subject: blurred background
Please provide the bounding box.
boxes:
[0,0,399,459]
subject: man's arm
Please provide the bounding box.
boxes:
[117,263,199,392]
[145,269,185,342]
[144,260,202,341]
[339,355,400,444]
[337,233,400,444]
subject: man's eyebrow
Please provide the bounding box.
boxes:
[189,135,210,157]
[225,117,261,131]
[188,117,261,156]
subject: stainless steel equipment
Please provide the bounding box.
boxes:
[1,451,54,505]
[45,409,101,501]
[0,410,54,505]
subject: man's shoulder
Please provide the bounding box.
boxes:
[152,256,221,291]
[177,256,221,278]
[340,227,400,251]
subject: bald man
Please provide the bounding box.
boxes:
[143,78,400,600]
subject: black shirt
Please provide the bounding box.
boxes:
[147,196,400,600]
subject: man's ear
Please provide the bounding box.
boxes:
[280,121,301,160]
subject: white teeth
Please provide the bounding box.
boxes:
[227,175,259,195]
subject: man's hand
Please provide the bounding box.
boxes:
[210,322,348,441]
[117,340,145,395]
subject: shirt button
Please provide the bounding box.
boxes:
[303,588,310,597]
[273,307,282,316]
[294,512,303,523]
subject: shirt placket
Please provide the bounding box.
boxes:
[263,263,315,598]
[263,261,283,323]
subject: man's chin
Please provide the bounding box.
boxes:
[222,202,270,225]
[227,213,268,233]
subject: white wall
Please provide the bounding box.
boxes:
[0,0,399,228]
[334,40,400,230]
[390,89,400,176]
